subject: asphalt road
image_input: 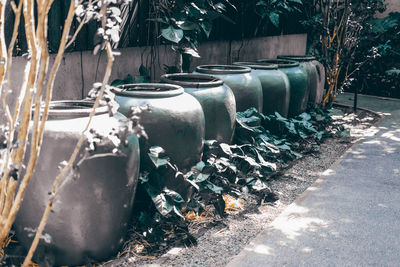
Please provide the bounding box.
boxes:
[227,93,400,267]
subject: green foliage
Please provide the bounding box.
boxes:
[346,12,400,98]
[255,0,303,29]
[299,0,387,104]
[370,13,400,33]
[110,65,150,86]
[152,0,236,55]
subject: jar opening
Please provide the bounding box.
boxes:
[112,83,184,98]
[233,62,278,70]
[160,73,223,88]
[46,100,109,119]
[256,59,299,68]
[49,101,96,110]
[196,64,251,74]
[277,55,316,62]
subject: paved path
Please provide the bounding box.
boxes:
[227,93,400,266]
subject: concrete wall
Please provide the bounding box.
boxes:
[1,34,306,123]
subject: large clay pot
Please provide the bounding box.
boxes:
[194,65,263,113]
[257,59,308,117]
[112,83,205,170]
[233,62,290,117]
[278,55,325,107]
[160,73,236,144]
[15,101,140,266]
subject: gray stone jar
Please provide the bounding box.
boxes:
[161,73,236,144]
[112,83,205,170]
[14,101,141,266]
[278,55,325,107]
[194,65,263,113]
[233,62,290,117]
[257,59,308,117]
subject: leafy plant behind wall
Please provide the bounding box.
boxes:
[300,0,386,105]
[254,0,303,35]
[346,12,400,98]
[150,0,237,72]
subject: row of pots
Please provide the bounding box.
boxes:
[14,56,325,266]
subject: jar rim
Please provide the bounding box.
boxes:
[196,64,251,74]
[256,59,300,68]
[46,100,109,119]
[277,55,316,61]
[160,73,224,88]
[233,62,278,70]
[111,83,184,98]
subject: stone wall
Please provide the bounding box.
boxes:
[2,34,306,123]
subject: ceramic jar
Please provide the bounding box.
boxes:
[194,65,263,113]
[234,62,290,117]
[160,73,236,144]
[278,55,325,107]
[112,83,205,170]
[15,101,141,266]
[257,59,308,117]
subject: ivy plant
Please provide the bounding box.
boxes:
[151,0,236,72]
[255,0,303,34]
[133,107,338,252]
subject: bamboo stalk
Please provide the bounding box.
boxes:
[1,0,23,128]
[38,0,76,144]
[0,1,7,97]
[0,0,40,242]
[23,7,115,265]
[0,1,29,224]
[0,0,75,243]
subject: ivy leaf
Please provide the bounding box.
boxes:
[337,129,351,138]
[274,112,287,122]
[138,212,153,229]
[268,12,280,28]
[200,21,213,38]
[176,20,198,31]
[173,205,184,218]
[148,146,169,168]
[205,181,223,194]
[164,189,185,204]
[220,143,233,156]
[277,144,291,150]
[290,150,302,159]
[196,161,206,172]
[195,172,210,183]
[183,47,200,58]
[153,193,173,216]
[161,26,183,43]
[298,112,311,121]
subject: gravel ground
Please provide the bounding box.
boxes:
[105,106,382,267]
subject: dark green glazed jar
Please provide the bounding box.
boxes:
[112,83,205,170]
[278,55,324,107]
[234,62,290,117]
[257,59,308,117]
[15,101,140,266]
[194,65,263,113]
[160,73,236,144]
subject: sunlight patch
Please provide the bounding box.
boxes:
[271,204,329,240]
[245,244,273,255]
